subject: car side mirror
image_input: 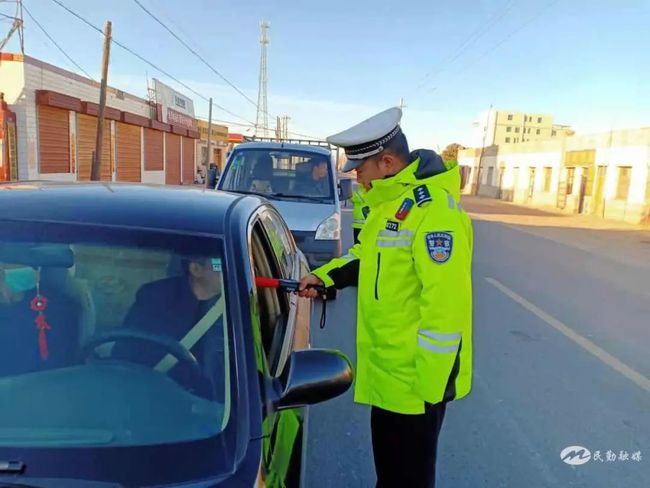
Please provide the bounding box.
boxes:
[338,178,353,201]
[272,349,353,410]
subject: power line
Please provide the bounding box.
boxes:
[48,0,255,125]
[425,0,559,97]
[412,0,518,96]
[22,4,94,79]
[132,0,265,115]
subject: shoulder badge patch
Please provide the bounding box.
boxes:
[414,185,432,206]
[425,232,453,263]
[385,220,400,232]
[395,198,415,221]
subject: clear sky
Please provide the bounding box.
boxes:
[1,0,649,149]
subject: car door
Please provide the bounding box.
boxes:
[249,208,307,488]
[258,207,311,372]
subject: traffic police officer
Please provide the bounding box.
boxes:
[351,181,370,244]
[299,107,473,487]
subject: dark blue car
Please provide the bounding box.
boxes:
[0,182,352,487]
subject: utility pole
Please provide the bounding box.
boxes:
[17,0,24,54]
[281,115,290,139]
[399,97,407,110]
[204,97,213,188]
[0,0,24,53]
[91,21,112,181]
[475,104,493,196]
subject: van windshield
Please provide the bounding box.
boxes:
[220,149,335,203]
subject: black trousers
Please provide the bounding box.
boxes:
[371,402,447,488]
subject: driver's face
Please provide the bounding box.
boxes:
[188,260,222,297]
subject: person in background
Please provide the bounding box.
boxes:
[293,158,330,196]
[350,178,370,245]
[207,163,218,189]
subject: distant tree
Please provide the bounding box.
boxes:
[442,143,466,162]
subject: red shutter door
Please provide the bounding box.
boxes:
[165,133,181,185]
[144,128,163,171]
[116,122,141,182]
[181,137,195,184]
[38,106,70,174]
[77,114,112,181]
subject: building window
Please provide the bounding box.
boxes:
[527,128,531,134]
[507,114,513,121]
[543,167,553,192]
[537,117,542,123]
[566,167,576,194]
[515,127,520,133]
[514,138,519,143]
[506,126,512,132]
[552,130,557,137]
[505,137,511,143]
[536,129,541,135]
[616,166,632,200]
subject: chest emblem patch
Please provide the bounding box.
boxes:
[425,232,453,263]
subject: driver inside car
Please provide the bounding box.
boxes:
[112,256,225,400]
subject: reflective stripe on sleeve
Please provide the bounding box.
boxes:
[418,329,461,342]
[417,337,459,354]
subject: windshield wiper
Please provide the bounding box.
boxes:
[267,192,328,202]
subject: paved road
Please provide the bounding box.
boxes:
[306,197,649,487]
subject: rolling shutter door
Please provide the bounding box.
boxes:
[165,133,181,185]
[77,114,112,181]
[38,106,70,174]
[144,128,163,171]
[116,122,141,182]
[181,137,195,184]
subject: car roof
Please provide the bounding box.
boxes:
[0,182,262,236]
[233,141,331,156]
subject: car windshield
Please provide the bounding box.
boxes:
[220,148,335,203]
[0,221,234,485]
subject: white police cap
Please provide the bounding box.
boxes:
[326,107,403,172]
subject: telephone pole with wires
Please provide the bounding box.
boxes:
[255,21,270,137]
[91,20,112,181]
[0,0,25,53]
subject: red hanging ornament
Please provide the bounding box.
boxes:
[30,295,48,312]
[31,278,51,360]
[34,312,51,360]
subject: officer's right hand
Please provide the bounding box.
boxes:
[298,274,324,299]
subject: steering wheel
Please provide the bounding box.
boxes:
[80,329,203,388]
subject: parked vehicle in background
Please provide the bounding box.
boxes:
[0,182,353,487]
[218,138,353,276]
